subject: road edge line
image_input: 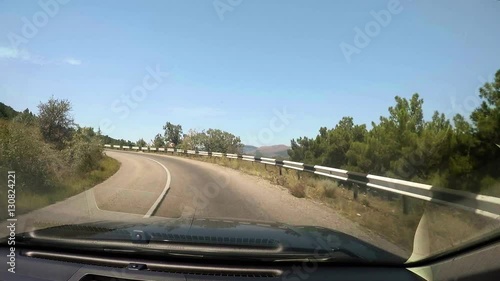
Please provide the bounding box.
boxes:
[143,157,172,218]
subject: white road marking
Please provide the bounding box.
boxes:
[143,157,172,218]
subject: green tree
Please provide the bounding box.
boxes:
[287,70,500,195]
[471,70,500,165]
[202,128,243,153]
[153,133,165,148]
[137,138,147,147]
[38,97,75,149]
[288,117,366,168]
[13,108,37,126]
[320,117,367,168]
[163,122,183,147]
[179,129,206,151]
[288,137,315,163]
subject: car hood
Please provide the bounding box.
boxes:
[16,217,404,263]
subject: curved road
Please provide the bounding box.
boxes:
[1,150,406,256]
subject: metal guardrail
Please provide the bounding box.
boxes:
[103,144,500,219]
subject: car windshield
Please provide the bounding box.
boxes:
[1,0,499,267]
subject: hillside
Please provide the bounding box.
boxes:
[241,144,290,159]
[256,145,290,159]
[242,145,258,154]
[0,102,20,119]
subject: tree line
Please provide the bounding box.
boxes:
[288,70,500,194]
[133,122,244,154]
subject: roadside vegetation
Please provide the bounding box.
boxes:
[0,97,120,220]
[287,70,500,196]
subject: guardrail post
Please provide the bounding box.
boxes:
[402,195,410,215]
[264,164,267,171]
[297,171,300,180]
[353,184,359,201]
[278,166,282,176]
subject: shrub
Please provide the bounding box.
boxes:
[290,183,306,198]
[480,176,500,197]
[324,186,336,198]
[0,120,65,192]
[316,179,337,198]
[362,198,370,207]
[64,127,104,173]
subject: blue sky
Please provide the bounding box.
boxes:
[1,0,499,146]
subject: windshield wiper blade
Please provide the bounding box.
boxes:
[17,235,363,263]
[270,248,361,262]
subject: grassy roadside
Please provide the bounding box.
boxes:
[172,153,495,254]
[1,155,120,220]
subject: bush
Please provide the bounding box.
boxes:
[290,183,306,198]
[480,176,500,197]
[64,127,104,173]
[0,120,65,192]
[316,179,337,198]
[362,198,370,207]
[324,186,336,198]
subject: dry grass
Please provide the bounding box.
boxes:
[290,183,306,198]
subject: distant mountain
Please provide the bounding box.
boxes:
[256,145,290,159]
[242,144,290,159]
[242,145,258,154]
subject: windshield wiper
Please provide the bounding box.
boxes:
[270,248,361,262]
[14,233,363,263]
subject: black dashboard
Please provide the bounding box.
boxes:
[1,247,424,281]
[1,238,499,281]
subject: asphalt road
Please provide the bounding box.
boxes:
[0,150,407,257]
